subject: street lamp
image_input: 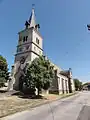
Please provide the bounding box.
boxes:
[87,24,90,30]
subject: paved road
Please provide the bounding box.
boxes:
[3,91,90,120]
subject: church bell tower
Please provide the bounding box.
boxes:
[13,7,43,90]
[15,7,43,63]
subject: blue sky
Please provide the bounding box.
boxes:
[0,0,90,82]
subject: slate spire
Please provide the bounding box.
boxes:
[29,7,37,28]
[25,6,40,30]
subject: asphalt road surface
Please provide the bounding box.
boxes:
[3,91,90,120]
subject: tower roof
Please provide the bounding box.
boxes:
[29,8,37,28]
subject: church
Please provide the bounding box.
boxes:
[10,7,75,94]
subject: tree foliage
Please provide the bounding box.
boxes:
[24,56,55,95]
[74,79,82,91]
[0,55,9,87]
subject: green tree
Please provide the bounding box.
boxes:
[24,56,55,95]
[74,79,82,91]
[0,55,9,87]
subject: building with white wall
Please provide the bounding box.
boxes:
[11,7,75,93]
[49,62,75,94]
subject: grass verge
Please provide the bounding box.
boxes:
[0,92,77,119]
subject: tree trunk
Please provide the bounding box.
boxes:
[45,90,49,94]
[38,88,40,96]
